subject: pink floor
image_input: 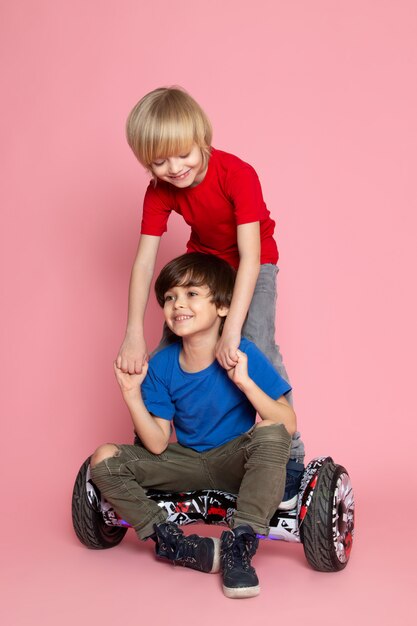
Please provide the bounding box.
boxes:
[3,470,416,626]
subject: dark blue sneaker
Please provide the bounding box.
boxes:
[278,460,304,510]
[221,525,260,598]
[154,522,220,573]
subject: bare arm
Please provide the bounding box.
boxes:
[113,362,171,454]
[215,222,260,369]
[227,350,297,435]
[116,234,161,373]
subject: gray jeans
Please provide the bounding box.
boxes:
[153,264,305,463]
[243,264,304,463]
[243,265,290,394]
[91,423,291,539]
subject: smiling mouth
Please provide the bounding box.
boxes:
[169,169,191,181]
[174,315,193,322]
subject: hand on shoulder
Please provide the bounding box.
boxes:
[226,349,252,391]
[215,331,240,370]
[113,360,148,395]
[116,334,148,374]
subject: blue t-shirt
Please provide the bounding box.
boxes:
[141,338,291,452]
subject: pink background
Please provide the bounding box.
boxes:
[1,1,416,623]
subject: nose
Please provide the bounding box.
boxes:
[167,158,182,175]
[173,294,186,308]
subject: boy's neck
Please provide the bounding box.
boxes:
[180,333,218,373]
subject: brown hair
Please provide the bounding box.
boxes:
[155,253,235,334]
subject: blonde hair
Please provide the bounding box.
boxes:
[126,87,212,173]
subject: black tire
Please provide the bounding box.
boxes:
[71,457,128,549]
[300,460,354,572]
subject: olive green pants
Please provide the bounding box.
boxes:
[91,422,291,539]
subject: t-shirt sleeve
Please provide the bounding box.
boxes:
[226,164,267,225]
[141,359,175,421]
[243,340,292,399]
[140,182,173,236]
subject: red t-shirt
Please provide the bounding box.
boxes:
[141,147,278,269]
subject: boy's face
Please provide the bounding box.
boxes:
[162,283,228,339]
[150,143,206,188]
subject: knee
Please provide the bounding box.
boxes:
[255,419,276,429]
[254,420,292,438]
[256,419,295,437]
[250,423,291,458]
[90,444,119,468]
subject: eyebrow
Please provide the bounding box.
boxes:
[168,283,199,290]
[166,281,207,292]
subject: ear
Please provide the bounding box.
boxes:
[217,305,229,318]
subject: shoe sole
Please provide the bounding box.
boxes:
[210,538,221,573]
[277,494,298,511]
[222,584,260,599]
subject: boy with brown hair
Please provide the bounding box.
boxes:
[91,253,296,599]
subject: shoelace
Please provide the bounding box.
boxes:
[158,524,183,555]
[222,532,258,570]
[160,526,202,563]
[175,535,202,563]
